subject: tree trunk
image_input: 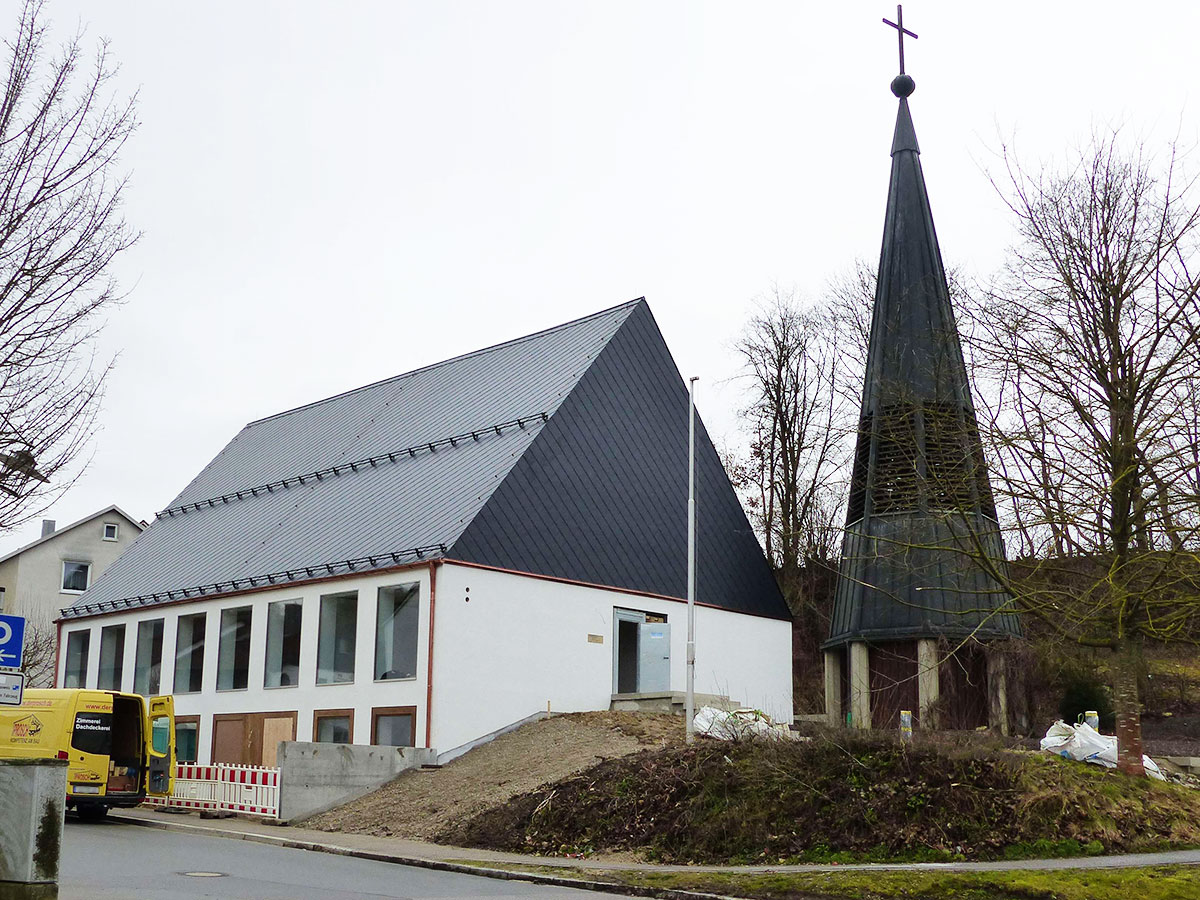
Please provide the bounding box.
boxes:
[1112,638,1145,776]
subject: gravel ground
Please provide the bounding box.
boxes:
[303,711,683,841]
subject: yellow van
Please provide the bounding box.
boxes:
[0,689,175,819]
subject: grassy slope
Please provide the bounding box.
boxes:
[468,862,1200,900]
[440,734,1200,864]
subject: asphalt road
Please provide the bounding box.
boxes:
[59,819,609,900]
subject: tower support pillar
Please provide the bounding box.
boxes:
[917,638,940,729]
[849,642,871,729]
[824,649,843,727]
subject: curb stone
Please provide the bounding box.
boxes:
[108,812,740,900]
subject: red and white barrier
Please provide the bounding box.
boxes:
[145,763,279,818]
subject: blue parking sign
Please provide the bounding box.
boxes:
[0,614,26,669]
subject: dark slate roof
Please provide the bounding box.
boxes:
[827,89,1021,647]
[67,300,788,622]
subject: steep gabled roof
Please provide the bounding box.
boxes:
[0,505,143,566]
[65,300,788,622]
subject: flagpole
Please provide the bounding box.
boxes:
[686,376,698,744]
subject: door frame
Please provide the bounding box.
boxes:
[210,710,297,766]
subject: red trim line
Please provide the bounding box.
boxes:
[54,619,62,687]
[443,559,790,622]
[424,561,439,749]
[55,558,434,622]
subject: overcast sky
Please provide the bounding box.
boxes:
[3,0,1198,554]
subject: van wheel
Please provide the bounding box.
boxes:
[76,803,108,821]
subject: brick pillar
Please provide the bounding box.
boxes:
[917,638,940,730]
[849,642,871,729]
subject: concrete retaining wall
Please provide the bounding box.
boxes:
[276,742,436,824]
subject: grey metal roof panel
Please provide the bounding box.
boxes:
[451,301,790,621]
[73,302,639,613]
[168,302,635,508]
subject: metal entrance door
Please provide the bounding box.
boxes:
[637,622,670,692]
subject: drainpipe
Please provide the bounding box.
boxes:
[424,561,439,749]
[686,376,698,743]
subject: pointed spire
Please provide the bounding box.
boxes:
[890,97,920,156]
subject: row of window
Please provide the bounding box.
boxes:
[62,582,420,693]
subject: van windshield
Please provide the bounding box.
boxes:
[71,712,113,755]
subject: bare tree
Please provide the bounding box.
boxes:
[970,130,1200,774]
[0,0,137,526]
[19,620,55,687]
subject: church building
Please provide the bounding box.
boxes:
[57,299,792,765]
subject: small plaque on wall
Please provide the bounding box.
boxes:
[587,634,604,644]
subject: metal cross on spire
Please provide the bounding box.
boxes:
[882,5,918,75]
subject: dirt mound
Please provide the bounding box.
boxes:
[439,732,1200,863]
[303,711,682,840]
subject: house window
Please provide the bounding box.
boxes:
[102,522,119,541]
[374,583,419,681]
[174,613,206,693]
[97,624,125,691]
[175,716,200,763]
[313,708,353,744]
[317,591,357,684]
[63,630,90,688]
[61,561,90,593]
[217,606,252,691]
[134,618,164,696]
[371,706,416,747]
[265,599,302,688]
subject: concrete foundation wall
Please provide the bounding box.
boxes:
[277,741,435,823]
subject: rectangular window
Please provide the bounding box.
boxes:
[97,624,125,691]
[175,716,200,763]
[174,613,206,694]
[63,630,90,688]
[374,583,419,681]
[133,618,164,696]
[61,561,90,593]
[317,591,357,684]
[313,708,353,744]
[264,599,302,688]
[102,522,119,541]
[217,606,252,691]
[371,706,416,747]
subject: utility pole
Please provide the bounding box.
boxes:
[685,376,698,743]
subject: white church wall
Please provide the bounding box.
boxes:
[431,563,792,753]
[56,563,434,764]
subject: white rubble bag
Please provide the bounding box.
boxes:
[692,706,794,741]
[1039,720,1164,780]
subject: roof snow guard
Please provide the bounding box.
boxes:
[68,300,788,623]
[826,76,1021,648]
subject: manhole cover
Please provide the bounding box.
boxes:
[182,872,226,878]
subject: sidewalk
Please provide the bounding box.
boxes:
[111,807,1200,878]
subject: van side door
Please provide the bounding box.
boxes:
[145,695,175,797]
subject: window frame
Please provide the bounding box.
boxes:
[102,522,119,542]
[316,590,358,685]
[264,598,303,689]
[373,582,420,682]
[61,560,91,594]
[63,629,91,688]
[173,612,207,694]
[217,605,253,692]
[96,623,126,692]
[370,705,417,747]
[175,715,201,764]
[133,617,164,696]
[312,707,355,744]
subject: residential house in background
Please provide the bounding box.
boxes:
[55,300,793,767]
[0,506,144,684]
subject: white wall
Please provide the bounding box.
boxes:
[56,560,793,762]
[430,563,792,752]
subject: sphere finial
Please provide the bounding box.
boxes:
[891,74,915,98]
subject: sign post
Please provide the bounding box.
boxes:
[0,613,26,706]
